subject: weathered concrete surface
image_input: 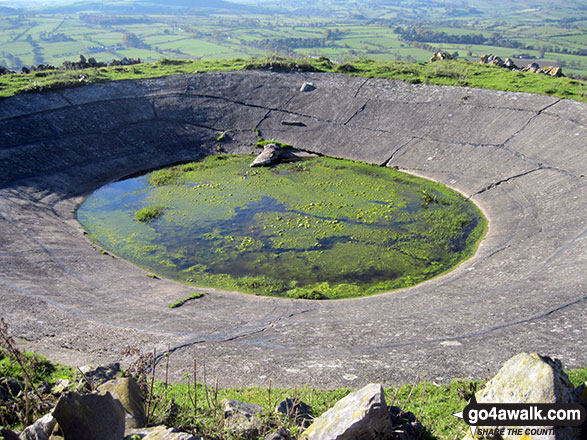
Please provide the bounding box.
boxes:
[0,71,585,388]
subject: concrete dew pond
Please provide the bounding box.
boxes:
[0,71,585,388]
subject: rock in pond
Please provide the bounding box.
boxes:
[250,143,282,167]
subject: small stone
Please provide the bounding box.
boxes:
[0,377,23,400]
[98,377,147,430]
[51,379,70,395]
[222,399,265,439]
[125,425,199,440]
[37,381,51,395]
[264,427,292,440]
[275,398,314,428]
[21,413,57,440]
[53,391,126,440]
[300,82,315,92]
[0,428,20,440]
[79,362,121,385]
[302,383,393,440]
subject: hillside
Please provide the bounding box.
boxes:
[0,56,585,102]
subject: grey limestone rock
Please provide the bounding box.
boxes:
[250,143,282,167]
[222,398,265,439]
[98,377,146,430]
[0,377,23,401]
[53,391,126,440]
[300,82,315,92]
[462,353,578,440]
[275,398,314,428]
[79,362,121,385]
[125,426,199,440]
[20,413,57,440]
[302,383,393,440]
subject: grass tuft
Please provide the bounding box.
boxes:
[168,292,207,308]
[134,205,165,223]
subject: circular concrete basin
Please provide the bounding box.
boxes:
[0,71,585,387]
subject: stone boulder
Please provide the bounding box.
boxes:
[503,58,518,70]
[430,51,454,62]
[0,377,23,400]
[53,391,126,440]
[301,383,393,440]
[51,379,71,395]
[300,82,316,92]
[462,353,578,440]
[522,62,541,73]
[250,144,282,167]
[222,399,265,439]
[0,428,19,440]
[79,362,121,385]
[389,406,424,440]
[264,428,292,440]
[20,413,57,440]
[125,426,199,440]
[539,66,563,77]
[98,377,147,430]
[275,398,314,428]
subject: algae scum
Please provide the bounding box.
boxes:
[78,155,486,299]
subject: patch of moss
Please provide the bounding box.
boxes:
[168,292,207,308]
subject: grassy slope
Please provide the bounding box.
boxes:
[0,56,585,102]
[1,350,586,439]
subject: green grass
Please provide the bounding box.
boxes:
[0,349,74,388]
[133,205,166,223]
[0,348,585,439]
[0,56,585,102]
[143,365,587,440]
[168,292,207,308]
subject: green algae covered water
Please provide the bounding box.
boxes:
[77,155,486,299]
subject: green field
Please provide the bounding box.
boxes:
[0,0,585,78]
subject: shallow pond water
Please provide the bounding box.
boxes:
[77,154,486,299]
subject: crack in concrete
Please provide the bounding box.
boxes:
[501,98,562,146]
[348,294,587,353]
[382,138,416,167]
[155,308,315,364]
[470,167,543,197]
[528,227,587,276]
[353,78,370,99]
[343,101,368,126]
